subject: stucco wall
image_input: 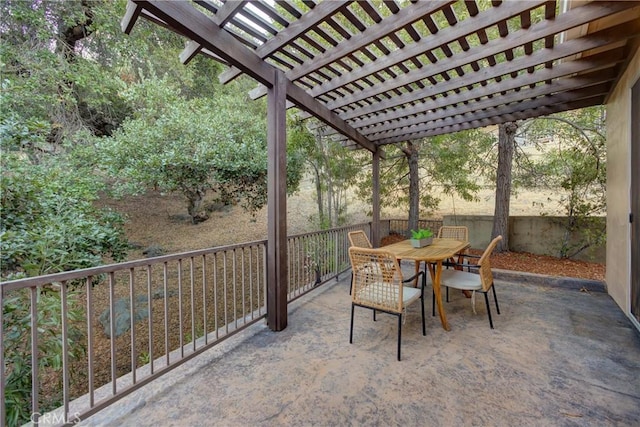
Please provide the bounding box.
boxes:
[606,45,640,316]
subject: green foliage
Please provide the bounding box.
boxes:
[0,113,51,160]
[101,79,304,221]
[518,106,607,258]
[0,149,128,279]
[3,289,85,426]
[410,228,433,240]
[356,128,495,215]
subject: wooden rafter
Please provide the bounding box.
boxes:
[123,0,640,149]
[327,2,637,116]
[131,0,379,154]
[219,1,352,84]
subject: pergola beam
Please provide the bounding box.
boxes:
[329,2,638,116]
[132,0,378,154]
[366,68,618,140]
[296,2,633,119]
[179,1,246,65]
[219,1,352,84]
[216,0,247,27]
[121,1,142,34]
[374,81,613,144]
[341,48,624,133]
[306,0,545,100]
[377,95,606,144]
[338,18,640,122]
[247,0,457,101]
[135,0,274,86]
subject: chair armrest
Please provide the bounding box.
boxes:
[403,270,426,289]
[445,261,480,272]
[444,252,480,268]
[457,253,481,266]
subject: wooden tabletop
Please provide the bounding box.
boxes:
[383,238,470,332]
[383,238,470,262]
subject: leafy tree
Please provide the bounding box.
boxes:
[356,129,495,231]
[100,78,304,222]
[517,106,606,258]
[289,118,361,228]
[491,122,518,252]
[1,0,114,142]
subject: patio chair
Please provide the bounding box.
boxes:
[437,225,471,298]
[348,230,372,294]
[348,246,426,361]
[437,225,469,241]
[438,225,469,267]
[348,230,373,249]
[437,235,503,328]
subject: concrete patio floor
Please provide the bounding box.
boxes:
[82,268,640,426]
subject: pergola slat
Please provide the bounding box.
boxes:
[337,18,640,122]
[343,47,625,132]
[323,1,636,113]
[133,0,377,155]
[376,95,606,143]
[372,79,614,142]
[249,0,525,102]
[364,68,618,140]
[219,1,351,84]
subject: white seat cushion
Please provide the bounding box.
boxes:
[357,261,383,275]
[356,282,422,309]
[439,269,481,291]
[402,285,422,305]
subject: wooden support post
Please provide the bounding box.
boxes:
[266,70,288,331]
[371,149,381,248]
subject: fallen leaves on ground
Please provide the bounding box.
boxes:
[381,234,605,282]
[479,250,605,281]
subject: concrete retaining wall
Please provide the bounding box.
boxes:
[441,215,605,263]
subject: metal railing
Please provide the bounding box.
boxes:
[1,223,371,426]
[388,218,443,237]
[286,223,370,302]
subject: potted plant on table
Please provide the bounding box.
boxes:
[410,228,434,248]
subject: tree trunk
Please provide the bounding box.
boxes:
[58,0,94,61]
[312,164,325,226]
[186,188,205,224]
[327,176,334,228]
[405,141,420,237]
[492,122,517,252]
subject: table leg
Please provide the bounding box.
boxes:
[413,260,420,287]
[429,260,450,331]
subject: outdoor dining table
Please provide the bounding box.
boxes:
[383,238,471,331]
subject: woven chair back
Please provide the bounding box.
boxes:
[348,230,372,248]
[478,235,502,292]
[348,246,404,313]
[437,226,469,241]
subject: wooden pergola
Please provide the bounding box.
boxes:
[121,0,640,331]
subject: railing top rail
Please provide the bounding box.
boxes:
[286,223,370,240]
[1,239,268,292]
[1,220,408,292]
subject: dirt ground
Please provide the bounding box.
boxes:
[103,188,605,281]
